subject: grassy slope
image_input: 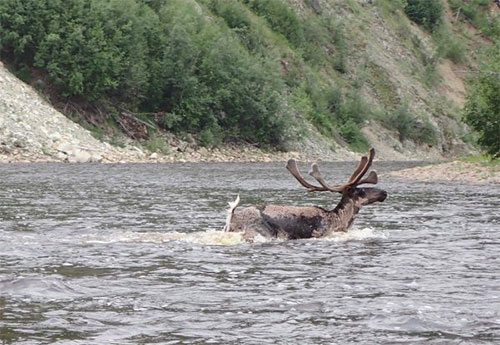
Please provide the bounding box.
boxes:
[195,0,490,158]
[279,0,481,158]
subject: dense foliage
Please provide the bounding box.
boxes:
[0,0,445,151]
[450,0,500,158]
[404,0,443,32]
[0,0,286,146]
[463,43,500,158]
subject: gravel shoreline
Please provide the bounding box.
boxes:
[0,144,307,164]
[389,161,500,184]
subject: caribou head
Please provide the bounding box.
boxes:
[224,148,387,241]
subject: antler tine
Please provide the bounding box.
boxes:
[309,163,345,192]
[347,156,368,184]
[286,159,328,192]
[349,148,376,185]
[286,148,377,193]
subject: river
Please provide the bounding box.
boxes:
[1,162,499,344]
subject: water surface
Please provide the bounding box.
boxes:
[1,161,499,344]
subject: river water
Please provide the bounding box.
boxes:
[0,161,499,344]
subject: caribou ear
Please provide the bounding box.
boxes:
[358,171,378,185]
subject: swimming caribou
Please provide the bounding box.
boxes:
[224,148,387,241]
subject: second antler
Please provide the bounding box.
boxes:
[285,148,378,193]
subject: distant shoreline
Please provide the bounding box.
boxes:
[0,145,313,164]
[3,149,498,184]
[389,160,500,184]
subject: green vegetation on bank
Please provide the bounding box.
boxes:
[402,0,500,158]
[0,0,374,150]
[463,42,500,159]
[462,154,500,166]
[446,0,500,159]
[449,0,500,38]
[0,0,288,147]
[0,0,497,154]
[404,0,444,32]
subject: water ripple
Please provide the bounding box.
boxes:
[1,162,499,344]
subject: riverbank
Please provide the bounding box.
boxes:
[2,60,363,164]
[1,60,488,174]
[389,160,500,184]
[0,144,360,164]
[0,144,307,164]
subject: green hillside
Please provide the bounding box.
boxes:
[0,0,498,156]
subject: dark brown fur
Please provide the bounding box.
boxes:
[224,149,387,241]
[226,187,386,241]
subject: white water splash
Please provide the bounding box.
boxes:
[322,227,387,242]
[85,229,250,246]
[85,227,385,246]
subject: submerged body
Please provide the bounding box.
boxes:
[228,204,329,240]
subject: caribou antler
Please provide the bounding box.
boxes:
[286,159,328,191]
[286,148,378,193]
[347,156,368,184]
[309,163,346,192]
[347,148,375,185]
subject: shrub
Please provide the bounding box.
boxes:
[337,91,371,126]
[413,117,438,146]
[434,26,466,64]
[463,43,500,158]
[382,104,437,145]
[442,38,466,64]
[144,133,169,154]
[0,0,161,102]
[298,74,372,149]
[450,0,490,22]
[199,128,222,148]
[324,19,348,73]
[448,0,499,39]
[0,0,287,147]
[480,15,500,40]
[243,0,305,47]
[158,0,287,145]
[404,0,443,32]
[338,119,370,152]
[395,108,412,142]
[421,61,441,87]
[292,82,335,137]
[206,0,263,52]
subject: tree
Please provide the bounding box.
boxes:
[404,0,443,32]
[463,43,500,158]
